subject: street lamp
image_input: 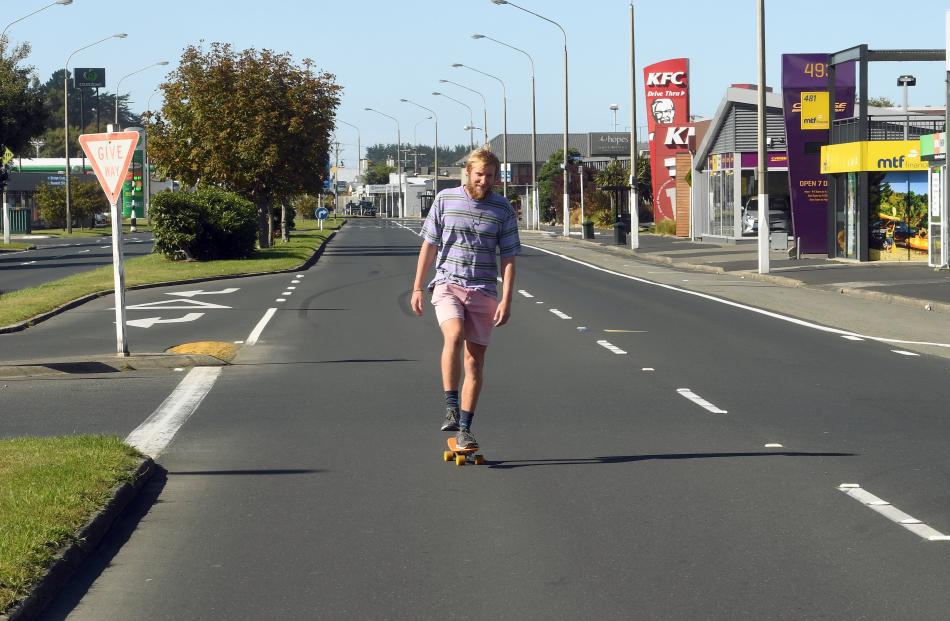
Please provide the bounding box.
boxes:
[337,120,361,176]
[412,116,432,175]
[364,107,405,218]
[115,61,169,128]
[1,0,72,44]
[897,74,916,140]
[401,98,440,202]
[492,0,570,237]
[433,91,475,150]
[453,62,509,198]
[438,78,487,146]
[64,33,127,235]
[609,104,619,131]
[472,32,539,229]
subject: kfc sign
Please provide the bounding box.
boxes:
[643,58,690,223]
[646,71,687,87]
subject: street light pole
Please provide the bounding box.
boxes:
[453,63,509,198]
[433,91,474,150]
[114,61,169,129]
[64,33,128,235]
[756,0,769,274]
[438,78,487,146]
[1,0,72,44]
[629,2,640,249]
[402,99,439,206]
[472,33,539,229]
[338,120,362,176]
[493,0,570,237]
[364,107,404,218]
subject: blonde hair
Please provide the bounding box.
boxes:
[465,147,500,175]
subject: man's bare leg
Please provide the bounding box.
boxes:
[440,318,464,391]
[461,340,487,414]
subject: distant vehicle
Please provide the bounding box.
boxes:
[869,218,914,249]
[741,196,790,235]
[358,200,375,217]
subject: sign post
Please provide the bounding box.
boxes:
[78,131,139,356]
[316,206,329,230]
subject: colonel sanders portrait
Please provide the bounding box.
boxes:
[651,98,675,125]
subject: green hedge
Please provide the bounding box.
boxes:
[150,187,257,260]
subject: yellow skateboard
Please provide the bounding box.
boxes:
[443,437,485,466]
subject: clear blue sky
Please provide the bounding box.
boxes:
[9,0,949,166]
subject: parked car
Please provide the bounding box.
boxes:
[358,200,375,216]
[741,196,790,235]
[869,219,914,249]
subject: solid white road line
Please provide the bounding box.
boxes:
[125,366,222,458]
[838,484,950,542]
[246,308,278,345]
[677,388,728,414]
[597,340,627,355]
[523,244,950,350]
[550,309,572,319]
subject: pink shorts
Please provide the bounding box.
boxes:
[431,283,498,346]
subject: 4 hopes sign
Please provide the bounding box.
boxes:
[78,132,140,205]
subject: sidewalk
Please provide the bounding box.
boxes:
[530,227,950,314]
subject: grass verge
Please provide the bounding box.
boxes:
[0,218,341,328]
[0,243,33,252]
[0,435,143,614]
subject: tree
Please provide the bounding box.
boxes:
[537,147,582,223]
[35,180,107,229]
[365,143,469,170]
[595,160,629,222]
[867,96,896,108]
[147,43,341,247]
[0,40,46,157]
[364,160,394,185]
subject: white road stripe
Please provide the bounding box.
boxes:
[842,335,864,341]
[677,388,727,414]
[597,340,627,355]
[518,290,534,298]
[550,309,572,319]
[523,244,950,350]
[246,308,277,345]
[891,350,920,356]
[125,366,222,458]
[838,484,950,541]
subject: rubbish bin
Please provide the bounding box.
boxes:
[582,221,595,240]
[614,220,626,245]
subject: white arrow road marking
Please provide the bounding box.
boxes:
[126,312,204,328]
[123,298,230,311]
[125,366,222,458]
[677,388,727,414]
[167,287,240,297]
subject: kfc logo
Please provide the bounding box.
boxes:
[646,71,687,87]
[663,126,695,146]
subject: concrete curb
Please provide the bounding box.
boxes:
[0,458,155,621]
[0,228,340,335]
[0,353,228,379]
[527,233,950,316]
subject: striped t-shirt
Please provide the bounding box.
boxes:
[421,185,521,297]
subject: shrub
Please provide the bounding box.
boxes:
[150,187,257,261]
[655,218,677,236]
[34,181,107,229]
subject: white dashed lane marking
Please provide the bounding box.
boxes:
[891,350,920,357]
[597,340,627,355]
[549,309,572,319]
[518,290,534,298]
[838,484,950,542]
[677,388,727,414]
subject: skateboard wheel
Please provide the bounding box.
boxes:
[443,451,454,462]
[474,454,485,465]
[455,455,466,466]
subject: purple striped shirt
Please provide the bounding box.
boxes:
[421,186,521,297]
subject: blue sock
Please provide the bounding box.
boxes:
[444,390,459,410]
[459,410,474,431]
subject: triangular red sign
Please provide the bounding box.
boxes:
[78,131,140,205]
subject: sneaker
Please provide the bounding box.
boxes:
[455,428,478,450]
[441,407,460,432]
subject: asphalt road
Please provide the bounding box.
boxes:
[3,219,950,619]
[0,232,154,294]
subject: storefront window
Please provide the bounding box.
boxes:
[834,173,858,259]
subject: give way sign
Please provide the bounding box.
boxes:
[78,131,139,205]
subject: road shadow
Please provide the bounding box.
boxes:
[322,245,419,257]
[486,451,855,470]
[37,465,170,620]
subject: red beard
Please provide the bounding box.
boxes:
[466,183,490,201]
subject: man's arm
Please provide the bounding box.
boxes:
[410,241,438,316]
[494,255,516,327]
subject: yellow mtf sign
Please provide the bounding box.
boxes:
[800,91,829,130]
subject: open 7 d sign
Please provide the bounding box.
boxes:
[78,131,139,205]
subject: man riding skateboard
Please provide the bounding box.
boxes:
[410,147,521,450]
